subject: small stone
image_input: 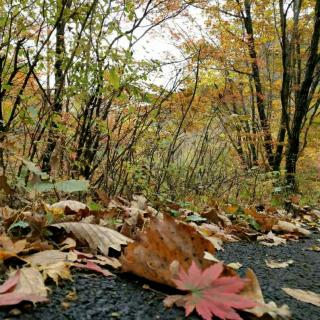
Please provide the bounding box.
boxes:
[8,308,22,316]
[111,312,121,318]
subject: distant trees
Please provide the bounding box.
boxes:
[193,0,320,190]
[0,0,319,198]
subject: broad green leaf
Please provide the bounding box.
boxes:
[186,215,207,222]
[30,182,54,193]
[54,179,89,193]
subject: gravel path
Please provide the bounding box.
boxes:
[0,232,319,320]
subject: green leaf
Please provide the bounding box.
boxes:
[88,201,102,211]
[54,179,89,193]
[8,220,30,232]
[169,209,180,217]
[21,159,49,180]
[30,182,55,192]
[247,216,261,231]
[108,68,120,90]
[186,215,207,222]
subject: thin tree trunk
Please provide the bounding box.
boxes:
[242,0,274,168]
[285,0,320,189]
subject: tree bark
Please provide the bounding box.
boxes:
[42,0,67,172]
[285,0,320,189]
[243,0,274,168]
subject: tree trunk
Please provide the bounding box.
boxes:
[42,0,67,172]
[285,0,320,189]
[243,0,274,168]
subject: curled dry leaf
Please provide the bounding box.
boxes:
[273,220,311,236]
[199,223,239,243]
[52,222,133,256]
[73,261,114,277]
[120,214,222,287]
[265,259,294,269]
[203,251,220,263]
[241,269,291,319]
[282,288,320,307]
[257,231,286,246]
[60,237,77,251]
[47,200,87,212]
[227,262,243,270]
[94,255,121,269]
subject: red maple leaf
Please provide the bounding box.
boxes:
[170,261,256,320]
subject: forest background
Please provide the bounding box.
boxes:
[0,0,319,209]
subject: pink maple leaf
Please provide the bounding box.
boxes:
[171,261,256,320]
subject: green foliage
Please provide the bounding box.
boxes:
[54,180,89,193]
[108,68,121,90]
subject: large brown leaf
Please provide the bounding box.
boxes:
[120,214,218,287]
[52,222,133,256]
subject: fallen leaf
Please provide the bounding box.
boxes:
[0,235,27,260]
[73,261,114,277]
[0,270,20,293]
[203,251,220,263]
[96,190,111,207]
[131,195,147,210]
[307,245,320,252]
[244,207,278,232]
[165,261,256,320]
[241,269,291,319]
[25,250,73,284]
[48,200,87,212]
[273,220,311,236]
[0,292,48,307]
[257,231,286,246]
[41,262,72,285]
[12,267,48,297]
[198,223,239,243]
[206,235,224,250]
[60,237,77,250]
[282,288,320,307]
[0,268,48,307]
[227,262,242,270]
[92,255,121,269]
[201,209,231,226]
[52,222,133,256]
[25,250,70,266]
[120,214,219,287]
[265,259,294,269]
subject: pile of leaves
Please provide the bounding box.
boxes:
[0,192,319,320]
